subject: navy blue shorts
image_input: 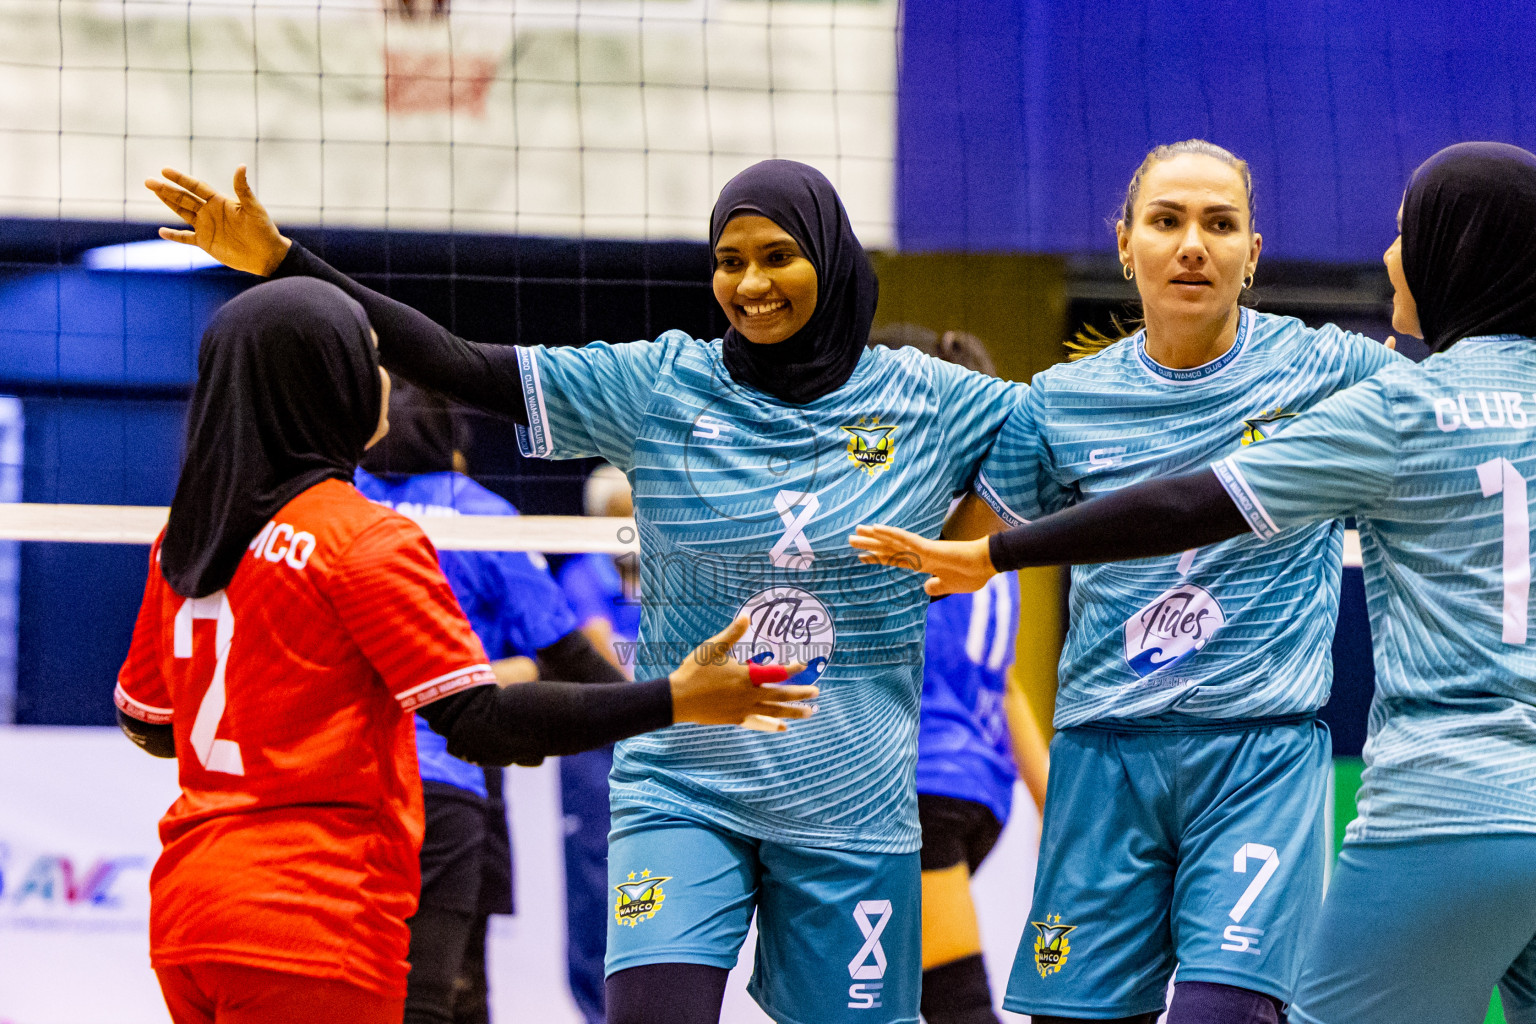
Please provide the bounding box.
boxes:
[1004,717,1331,1017]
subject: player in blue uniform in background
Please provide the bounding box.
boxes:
[856,141,1401,1024]
[854,140,1536,1024]
[356,380,627,1024]
[153,157,1021,1024]
[557,463,643,1024]
[870,326,1048,1024]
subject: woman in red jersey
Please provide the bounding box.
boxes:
[114,278,816,1024]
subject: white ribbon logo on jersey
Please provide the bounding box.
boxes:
[847,900,892,1009]
[736,586,834,683]
[1124,583,1225,678]
[770,490,819,570]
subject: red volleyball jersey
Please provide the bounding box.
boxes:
[115,479,494,996]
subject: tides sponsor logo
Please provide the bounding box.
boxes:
[1123,584,1225,678]
[0,841,149,930]
[736,586,834,685]
[613,869,670,926]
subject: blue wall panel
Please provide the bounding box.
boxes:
[0,268,239,390]
[898,0,1536,261]
[14,399,187,726]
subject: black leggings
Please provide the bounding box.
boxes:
[1035,980,1285,1024]
[605,963,730,1024]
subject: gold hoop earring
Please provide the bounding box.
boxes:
[1243,273,1254,289]
[1122,263,1134,281]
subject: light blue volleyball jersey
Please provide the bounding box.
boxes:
[976,308,1400,729]
[514,333,1018,853]
[1216,336,1536,841]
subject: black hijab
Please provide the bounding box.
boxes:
[1402,141,1536,352]
[710,159,879,404]
[359,378,460,477]
[161,278,382,598]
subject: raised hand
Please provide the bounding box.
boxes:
[848,524,996,597]
[667,617,817,732]
[144,165,291,277]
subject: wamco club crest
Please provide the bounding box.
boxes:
[613,869,670,926]
[840,417,898,477]
[1031,914,1077,977]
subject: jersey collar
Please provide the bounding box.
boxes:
[1454,333,1530,345]
[1135,307,1252,385]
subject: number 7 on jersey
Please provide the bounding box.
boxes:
[174,591,245,775]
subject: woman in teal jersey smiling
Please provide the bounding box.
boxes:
[147,159,1018,1024]
[857,140,1401,1024]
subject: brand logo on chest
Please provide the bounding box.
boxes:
[841,417,899,477]
[1240,407,1296,446]
[1123,583,1225,678]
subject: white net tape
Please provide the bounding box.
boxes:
[0,504,638,554]
[0,503,1364,567]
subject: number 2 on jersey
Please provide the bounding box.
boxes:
[174,591,244,775]
[1477,457,1531,645]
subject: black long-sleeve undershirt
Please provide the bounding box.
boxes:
[986,468,1251,572]
[272,242,529,424]
[118,675,671,768]
[118,632,657,765]
[417,676,671,767]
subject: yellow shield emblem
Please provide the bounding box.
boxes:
[841,419,898,476]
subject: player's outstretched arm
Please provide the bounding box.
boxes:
[419,617,817,766]
[853,469,1251,587]
[848,525,995,597]
[145,166,530,423]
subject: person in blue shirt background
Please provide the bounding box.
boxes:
[357,380,630,1024]
[555,463,642,1024]
[872,325,1050,1024]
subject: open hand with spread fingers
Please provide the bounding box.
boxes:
[144,165,291,277]
[668,616,816,733]
[848,524,996,597]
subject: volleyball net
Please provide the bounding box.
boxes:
[0,0,899,722]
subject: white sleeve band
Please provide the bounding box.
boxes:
[1212,456,1281,541]
[974,472,1031,528]
[114,683,174,724]
[514,347,553,458]
[395,664,497,712]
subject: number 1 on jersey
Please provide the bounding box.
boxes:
[1477,457,1530,645]
[174,592,244,775]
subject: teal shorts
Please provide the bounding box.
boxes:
[1004,716,1331,1017]
[604,805,921,1024]
[1291,833,1536,1024]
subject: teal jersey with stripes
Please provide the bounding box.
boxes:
[975,308,1400,728]
[1217,336,1536,841]
[515,332,1017,852]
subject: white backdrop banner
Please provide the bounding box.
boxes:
[0,0,897,244]
[0,726,1039,1023]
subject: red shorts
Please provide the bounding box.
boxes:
[155,962,403,1024]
